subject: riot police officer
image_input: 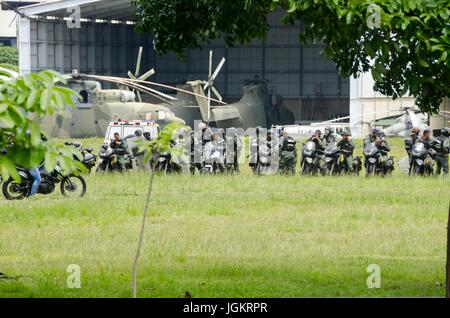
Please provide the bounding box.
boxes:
[405,127,420,159]
[323,127,336,146]
[308,129,326,174]
[279,131,297,175]
[225,127,242,173]
[337,130,355,173]
[110,132,129,172]
[433,128,449,176]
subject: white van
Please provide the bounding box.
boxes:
[104,120,160,144]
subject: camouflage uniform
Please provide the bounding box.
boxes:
[364,133,393,170]
[110,139,128,171]
[337,138,355,172]
[308,135,326,173]
[279,136,297,174]
[433,135,449,176]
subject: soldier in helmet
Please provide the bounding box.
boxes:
[308,129,326,173]
[365,128,393,172]
[110,132,129,172]
[432,127,449,176]
[323,127,336,146]
[405,127,420,160]
[337,130,355,173]
[279,130,297,175]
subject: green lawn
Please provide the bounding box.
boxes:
[0,138,449,297]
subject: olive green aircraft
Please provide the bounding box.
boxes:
[38,48,294,137]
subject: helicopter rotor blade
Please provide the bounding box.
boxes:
[135,46,143,78]
[80,74,226,105]
[208,50,213,78]
[210,85,223,102]
[136,90,142,102]
[210,57,225,82]
[127,71,136,80]
[139,68,155,81]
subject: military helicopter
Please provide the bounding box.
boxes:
[160,50,295,129]
[85,50,295,130]
[38,47,189,138]
[278,106,448,139]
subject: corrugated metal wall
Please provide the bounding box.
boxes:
[28,9,349,122]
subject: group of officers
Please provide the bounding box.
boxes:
[404,127,450,175]
[110,121,449,176]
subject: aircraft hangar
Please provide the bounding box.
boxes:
[16,0,449,137]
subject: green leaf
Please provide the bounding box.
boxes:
[0,155,20,182]
[26,89,39,109]
[419,59,429,67]
[30,122,41,147]
[40,88,51,111]
[346,11,353,24]
[44,150,57,172]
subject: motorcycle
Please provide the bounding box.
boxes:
[2,164,86,200]
[324,142,340,175]
[155,151,183,174]
[65,141,97,173]
[409,142,435,176]
[363,142,393,177]
[301,141,322,175]
[96,144,134,172]
[324,142,361,175]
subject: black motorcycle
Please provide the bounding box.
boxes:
[2,165,86,200]
[301,141,322,175]
[96,144,134,172]
[155,151,181,173]
[409,142,435,176]
[363,142,393,177]
[65,141,97,173]
[324,142,361,175]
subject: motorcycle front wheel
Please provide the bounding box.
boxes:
[2,179,27,200]
[60,175,86,198]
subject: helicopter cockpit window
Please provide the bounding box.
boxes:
[76,90,92,109]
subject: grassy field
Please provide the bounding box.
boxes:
[0,137,449,298]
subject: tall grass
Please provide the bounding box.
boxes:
[0,137,448,297]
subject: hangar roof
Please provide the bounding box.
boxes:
[19,0,133,21]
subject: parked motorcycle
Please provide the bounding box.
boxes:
[96,143,134,172]
[65,141,97,173]
[2,164,86,200]
[363,142,393,177]
[324,142,361,175]
[301,141,321,175]
[409,142,435,176]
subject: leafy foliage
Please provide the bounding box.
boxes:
[0,69,83,180]
[0,44,19,66]
[142,122,186,163]
[134,0,450,114]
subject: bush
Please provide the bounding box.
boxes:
[0,43,19,66]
